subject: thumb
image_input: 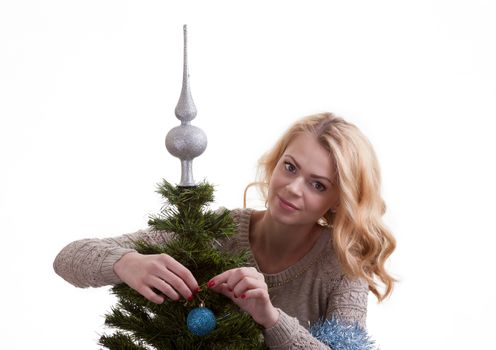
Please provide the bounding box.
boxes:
[210,282,234,298]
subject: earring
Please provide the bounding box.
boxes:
[317,217,330,227]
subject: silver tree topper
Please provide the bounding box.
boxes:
[165,25,207,187]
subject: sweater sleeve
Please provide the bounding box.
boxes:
[262,274,369,349]
[263,309,330,349]
[53,228,171,288]
[326,274,369,328]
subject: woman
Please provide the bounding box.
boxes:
[54,112,396,349]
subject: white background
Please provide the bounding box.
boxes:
[1,1,495,349]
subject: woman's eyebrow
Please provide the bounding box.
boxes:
[285,154,333,184]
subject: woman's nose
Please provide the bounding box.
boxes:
[286,176,304,196]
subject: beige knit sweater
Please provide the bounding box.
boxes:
[53,208,369,349]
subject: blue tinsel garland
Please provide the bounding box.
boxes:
[309,317,377,350]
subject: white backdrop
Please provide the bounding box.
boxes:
[1,1,495,349]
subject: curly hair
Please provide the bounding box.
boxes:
[251,112,396,302]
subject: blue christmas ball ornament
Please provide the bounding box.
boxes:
[187,307,216,336]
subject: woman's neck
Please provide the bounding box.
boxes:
[249,209,323,274]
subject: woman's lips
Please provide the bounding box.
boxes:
[278,196,299,211]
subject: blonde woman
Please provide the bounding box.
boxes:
[54,112,396,349]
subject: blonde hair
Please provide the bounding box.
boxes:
[251,112,396,302]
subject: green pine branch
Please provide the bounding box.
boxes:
[99,180,267,349]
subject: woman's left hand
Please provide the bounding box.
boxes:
[208,267,279,329]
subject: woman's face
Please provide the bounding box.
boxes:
[267,133,339,227]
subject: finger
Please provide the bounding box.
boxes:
[226,267,262,292]
[240,288,270,302]
[161,254,199,293]
[209,267,259,290]
[208,269,233,288]
[210,282,234,298]
[232,276,266,298]
[139,286,166,304]
[157,269,194,301]
[149,276,181,301]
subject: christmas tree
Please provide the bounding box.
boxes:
[98,26,267,349]
[99,182,266,349]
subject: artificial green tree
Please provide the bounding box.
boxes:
[99,181,267,349]
[98,25,266,349]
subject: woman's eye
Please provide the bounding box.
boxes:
[284,161,296,173]
[312,181,326,192]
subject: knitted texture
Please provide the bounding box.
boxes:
[53,208,370,349]
[53,229,171,287]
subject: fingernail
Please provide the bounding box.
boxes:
[207,280,215,288]
[187,295,194,302]
[195,287,201,293]
[241,294,246,299]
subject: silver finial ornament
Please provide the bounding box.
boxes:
[166,25,207,187]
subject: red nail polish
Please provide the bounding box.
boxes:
[208,280,215,288]
[187,295,194,302]
[241,294,246,299]
[195,287,201,293]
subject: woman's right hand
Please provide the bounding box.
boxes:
[113,251,199,304]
